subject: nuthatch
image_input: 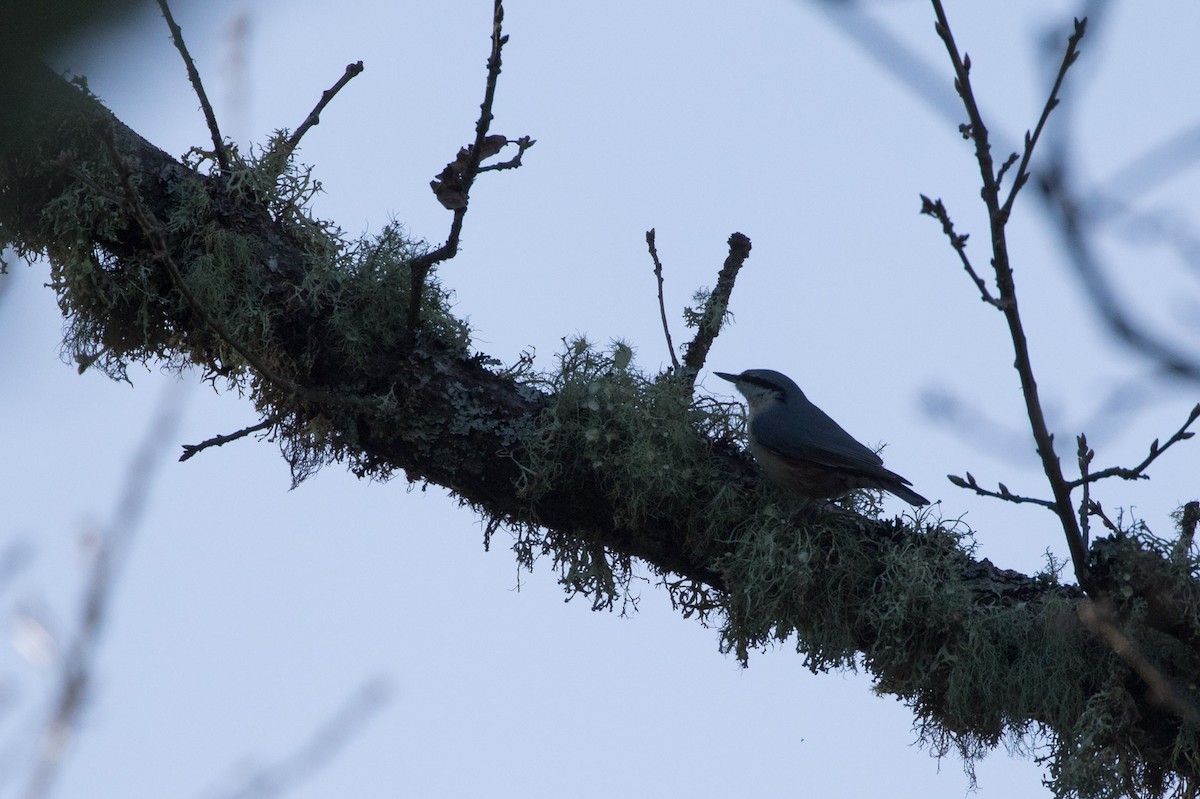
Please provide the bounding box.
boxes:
[717,369,929,506]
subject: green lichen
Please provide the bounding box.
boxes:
[12,117,467,485]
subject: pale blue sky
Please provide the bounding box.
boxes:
[3,1,1200,797]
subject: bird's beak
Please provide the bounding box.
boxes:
[714,372,738,384]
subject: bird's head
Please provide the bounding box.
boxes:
[715,369,804,414]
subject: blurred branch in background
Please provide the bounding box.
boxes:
[0,372,387,799]
[17,379,187,799]
[0,542,34,603]
[200,676,392,799]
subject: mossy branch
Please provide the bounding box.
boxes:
[679,232,751,386]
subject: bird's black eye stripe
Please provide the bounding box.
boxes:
[742,375,787,398]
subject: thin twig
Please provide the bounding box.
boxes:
[930,0,1092,591]
[680,232,752,388]
[1078,599,1200,726]
[180,416,277,462]
[407,0,523,335]
[947,471,1057,509]
[995,151,1020,190]
[1070,403,1200,488]
[282,61,365,155]
[998,17,1086,223]
[930,1,999,213]
[1077,433,1093,548]
[155,0,230,173]
[919,194,1003,307]
[1086,499,1121,536]
[645,229,680,371]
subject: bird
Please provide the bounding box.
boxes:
[716,369,929,506]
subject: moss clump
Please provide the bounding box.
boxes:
[501,338,740,610]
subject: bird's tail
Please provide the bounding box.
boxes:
[887,482,930,507]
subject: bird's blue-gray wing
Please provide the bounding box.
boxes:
[750,399,884,472]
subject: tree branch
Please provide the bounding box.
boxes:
[105,133,304,398]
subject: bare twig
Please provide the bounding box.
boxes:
[281,61,365,155]
[947,471,1057,509]
[1077,433,1094,548]
[998,17,1086,223]
[680,232,752,387]
[180,416,278,462]
[1086,499,1122,536]
[930,2,999,213]
[1069,403,1200,488]
[407,0,532,335]
[919,194,1002,307]
[155,0,230,173]
[645,229,680,371]
[995,151,1020,190]
[930,0,1092,591]
[1078,598,1200,725]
